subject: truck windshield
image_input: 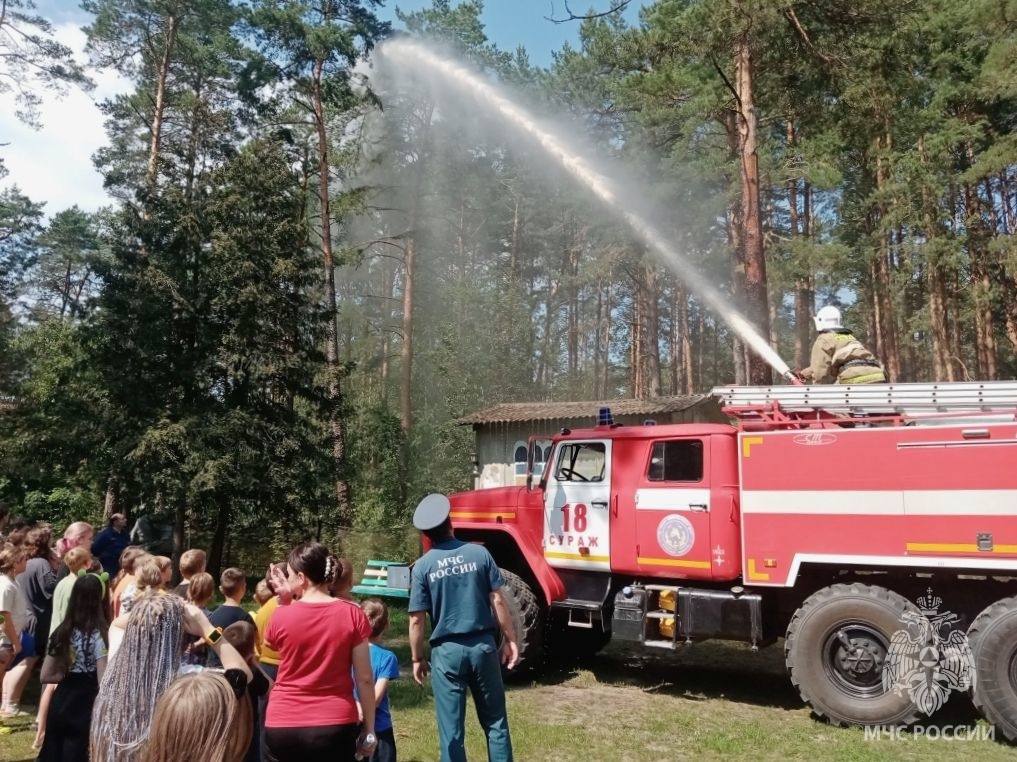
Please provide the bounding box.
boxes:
[554,442,606,482]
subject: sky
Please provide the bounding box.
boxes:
[0,1,643,216]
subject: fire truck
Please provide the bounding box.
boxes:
[445,381,1017,737]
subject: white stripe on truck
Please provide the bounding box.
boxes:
[741,489,1017,515]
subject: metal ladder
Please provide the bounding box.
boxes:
[712,381,1017,420]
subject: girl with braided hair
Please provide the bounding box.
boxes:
[90,591,252,762]
[263,542,377,761]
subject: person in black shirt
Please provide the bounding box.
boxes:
[91,515,130,578]
[208,568,254,668]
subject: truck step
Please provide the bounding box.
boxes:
[645,584,680,592]
[550,598,603,611]
[644,639,677,650]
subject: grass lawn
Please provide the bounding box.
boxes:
[2,604,1013,761]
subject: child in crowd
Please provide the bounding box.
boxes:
[37,573,107,762]
[8,527,56,722]
[144,671,253,762]
[188,572,215,612]
[208,568,254,668]
[110,547,146,618]
[253,580,272,607]
[253,564,285,755]
[222,621,272,762]
[172,549,207,598]
[330,558,355,601]
[210,569,254,630]
[117,558,162,618]
[182,572,215,667]
[253,564,287,682]
[358,599,400,762]
[0,545,28,705]
[49,546,93,635]
[153,556,173,588]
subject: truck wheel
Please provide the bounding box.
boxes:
[785,583,921,727]
[968,596,1017,741]
[498,569,544,678]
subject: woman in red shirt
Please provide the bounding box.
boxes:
[263,542,376,762]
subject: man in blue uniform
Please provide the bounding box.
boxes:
[408,493,518,762]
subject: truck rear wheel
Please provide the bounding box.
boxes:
[498,568,544,678]
[968,596,1017,741]
[785,583,921,727]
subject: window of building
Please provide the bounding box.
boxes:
[513,441,528,476]
[554,442,606,482]
[647,440,703,482]
[532,440,551,477]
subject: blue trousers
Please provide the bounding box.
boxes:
[430,634,513,762]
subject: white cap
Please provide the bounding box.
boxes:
[813,305,842,332]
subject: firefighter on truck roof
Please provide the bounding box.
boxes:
[798,305,887,384]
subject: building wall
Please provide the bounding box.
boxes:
[472,410,700,489]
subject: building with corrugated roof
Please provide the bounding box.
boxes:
[457,395,727,488]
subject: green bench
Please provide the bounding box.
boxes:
[351,559,411,599]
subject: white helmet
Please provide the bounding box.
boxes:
[813,305,843,331]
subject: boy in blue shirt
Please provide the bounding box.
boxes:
[358,598,401,762]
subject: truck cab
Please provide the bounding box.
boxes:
[450,411,753,656]
[538,420,740,583]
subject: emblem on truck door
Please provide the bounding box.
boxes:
[657,514,695,557]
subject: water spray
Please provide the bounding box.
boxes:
[378,39,798,383]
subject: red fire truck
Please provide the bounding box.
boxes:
[445,382,1017,737]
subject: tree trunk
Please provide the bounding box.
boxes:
[644,261,661,397]
[964,179,997,379]
[380,260,394,399]
[312,57,352,522]
[567,218,581,386]
[208,502,228,582]
[597,282,606,394]
[918,136,954,381]
[103,475,119,520]
[732,338,746,385]
[787,124,813,370]
[671,283,693,395]
[669,282,680,395]
[723,111,747,385]
[171,502,185,584]
[630,275,643,397]
[693,308,704,391]
[400,231,417,426]
[145,13,179,192]
[734,34,772,385]
[871,133,901,381]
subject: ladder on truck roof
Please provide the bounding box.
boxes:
[711,381,1017,429]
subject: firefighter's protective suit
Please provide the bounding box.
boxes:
[802,330,887,384]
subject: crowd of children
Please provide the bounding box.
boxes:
[0,506,404,762]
